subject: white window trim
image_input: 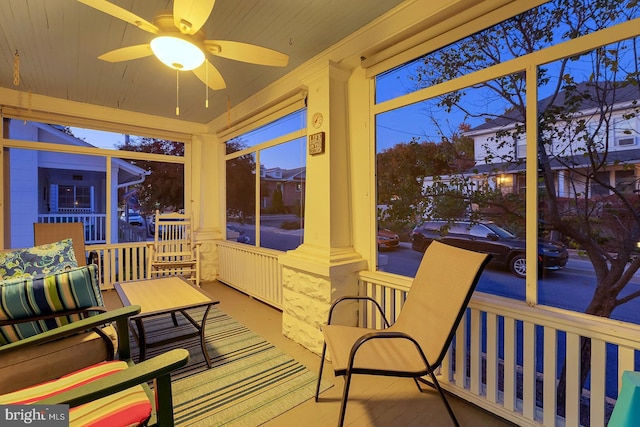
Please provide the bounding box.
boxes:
[216,89,307,141]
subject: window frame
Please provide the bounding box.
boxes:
[370,5,640,306]
[223,109,307,250]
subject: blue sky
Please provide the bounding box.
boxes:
[70,127,125,149]
[70,110,307,170]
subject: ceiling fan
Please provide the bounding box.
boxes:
[78,0,289,91]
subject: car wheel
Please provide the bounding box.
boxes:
[509,254,526,278]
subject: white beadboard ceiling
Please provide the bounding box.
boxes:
[0,0,405,125]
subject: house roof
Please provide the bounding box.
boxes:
[469,81,640,133]
[27,120,147,183]
[469,148,640,175]
[263,166,306,182]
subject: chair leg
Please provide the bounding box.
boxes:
[315,343,327,401]
[425,365,460,427]
[338,371,353,427]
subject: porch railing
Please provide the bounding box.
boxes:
[37,214,148,243]
[358,270,640,427]
[37,214,107,244]
[216,240,283,309]
[85,242,149,289]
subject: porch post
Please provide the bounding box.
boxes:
[279,62,366,355]
[192,133,223,282]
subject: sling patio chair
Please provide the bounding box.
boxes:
[315,241,491,427]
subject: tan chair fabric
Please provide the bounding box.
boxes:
[33,222,87,266]
[324,241,489,373]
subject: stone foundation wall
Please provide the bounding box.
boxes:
[281,265,359,355]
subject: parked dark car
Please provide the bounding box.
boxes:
[120,209,144,226]
[410,220,568,278]
[377,227,400,251]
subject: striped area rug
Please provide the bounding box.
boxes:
[130,306,331,426]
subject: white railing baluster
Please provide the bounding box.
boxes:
[503,316,517,412]
[470,308,482,396]
[543,325,557,426]
[565,332,581,427]
[523,322,535,420]
[590,339,606,427]
[455,311,467,387]
[486,312,498,403]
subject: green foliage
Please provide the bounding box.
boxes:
[116,137,184,213]
[226,138,256,220]
[270,188,285,214]
[377,128,474,224]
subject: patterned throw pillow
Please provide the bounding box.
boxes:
[0,239,79,279]
[0,264,102,344]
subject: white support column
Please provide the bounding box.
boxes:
[280,62,366,354]
[192,133,223,281]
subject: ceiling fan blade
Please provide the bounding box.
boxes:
[78,0,158,34]
[204,40,289,67]
[173,0,215,35]
[98,44,153,62]
[192,61,226,90]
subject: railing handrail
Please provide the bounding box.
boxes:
[471,291,640,346]
[358,269,640,345]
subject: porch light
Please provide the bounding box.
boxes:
[150,36,205,71]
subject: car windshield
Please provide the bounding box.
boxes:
[484,222,517,239]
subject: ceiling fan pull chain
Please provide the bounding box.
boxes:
[13,50,20,86]
[205,59,209,108]
[176,70,180,116]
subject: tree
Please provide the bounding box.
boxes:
[226,138,256,222]
[116,137,184,212]
[270,187,285,213]
[376,128,473,224]
[407,0,640,416]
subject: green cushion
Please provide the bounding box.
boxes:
[0,239,78,280]
[609,371,640,427]
[0,264,102,345]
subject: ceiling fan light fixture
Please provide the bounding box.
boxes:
[150,36,204,70]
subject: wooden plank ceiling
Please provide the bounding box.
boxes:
[0,0,405,125]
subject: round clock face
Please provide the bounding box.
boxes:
[312,112,323,128]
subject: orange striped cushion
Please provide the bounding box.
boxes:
[0,361,152,426]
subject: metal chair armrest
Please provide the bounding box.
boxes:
[327,296,390,327]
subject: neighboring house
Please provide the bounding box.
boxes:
[5,119,148,247]
[425,82,640,199]
[260,166,306,213]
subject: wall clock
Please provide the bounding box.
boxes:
[312,112,323,129]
